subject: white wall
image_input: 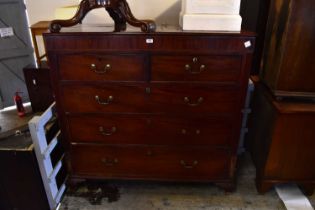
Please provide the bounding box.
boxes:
[25,0,181,26]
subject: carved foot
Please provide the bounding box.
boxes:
[216,181,236,193]
[300,184,314,196]
[67,177,86,188]
[140,20,156,33]
[256,180,274,194]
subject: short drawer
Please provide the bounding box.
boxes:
[67,115,233,146]
[61,84,148,113]
[70,144,230,180]
[58,54,146,81]
[151,55,242,82]
[149,84,239,114]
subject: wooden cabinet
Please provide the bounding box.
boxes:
[260,0,315,98]
[23,63,54,112]
[248,82,315,195]
[0,134,50,210]
[44,27,255,191]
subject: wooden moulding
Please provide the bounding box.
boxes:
[49,0,156,33]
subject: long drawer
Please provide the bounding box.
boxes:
[61,84,239,114]
[58,54,146,81]
[67,115,233,146]
[151,55,242,82]
[70,144,230,180]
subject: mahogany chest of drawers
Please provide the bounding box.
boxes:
[44,27,255,191]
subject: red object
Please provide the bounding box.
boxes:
[14,92,25,117]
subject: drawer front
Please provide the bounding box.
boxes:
[71,144,230,180]
[58,54,146,81]
[67,115,232,146]
[61,84,239,114]
[61,84,148,113]
[149,84,239,114]
[151,55,242,82]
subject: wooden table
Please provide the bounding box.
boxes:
[30,21,50,66]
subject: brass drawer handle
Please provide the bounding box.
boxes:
[90,63,111,74]
[180,160,198,169]
[184,64,206,74]
[101,158,118,166]
[199,64,206,72]
[181,129,201,135]
[185,64,191,71]
[95,95,113,105]
[99,126,116,136]
[184,97,204,106]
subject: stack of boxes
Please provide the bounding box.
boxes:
[180,0,242,31]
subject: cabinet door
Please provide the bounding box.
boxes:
[0,150,50,210]
[0,181,11,210]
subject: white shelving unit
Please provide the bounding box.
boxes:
[29,102,66,210]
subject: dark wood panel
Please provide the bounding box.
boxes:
[0,148,50,210]
[149,84,240,115]
[44,34,255,54]
[261,0,315,97]
[23,64,54,112]
[70,144,230,180]
[151,55,242,82]
[58,53,147,81]
[67,115,233,146]
[61,84,148,113]
[248,82,315,194]
[61,83,239,115]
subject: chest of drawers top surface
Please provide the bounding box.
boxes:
[44,26,255,53]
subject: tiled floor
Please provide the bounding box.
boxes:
[59,153,315,210]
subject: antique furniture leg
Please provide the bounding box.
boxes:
[117,0,156,32]
[106,7,127,32]
[300,184,315,196]
[256,180,274,194]
[50,0,92,33]
[216,182,236,193]
[50,0,156,33]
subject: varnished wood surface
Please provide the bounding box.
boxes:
[151,55,242,83]
[67,115,232,146]
[248,82,315,194]
[44,24,255,36]
[261,0,315,97]
[60,83,239,115]
[58,53,146,81]
[70,144,230,180]
[44,29,255,190]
